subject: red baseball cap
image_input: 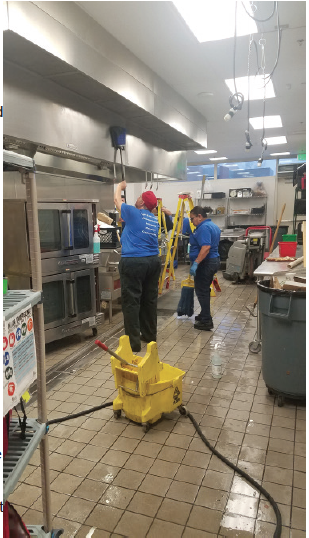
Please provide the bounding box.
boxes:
[141,191,157,211]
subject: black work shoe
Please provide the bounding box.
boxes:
[194,321,214,331]
[131,345,141,353]
[140,335,152,343]
[195,314,202,321]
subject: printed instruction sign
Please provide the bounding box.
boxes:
[3,305,37,415]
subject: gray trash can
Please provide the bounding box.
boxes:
[257,280,306,406]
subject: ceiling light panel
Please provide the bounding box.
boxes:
[194,150,217,154]
[249,116,282,129]
[265,136,287,145]
[270,152,290,156]
[225,75,275,100]
[209,157,228,161]
[173,1,257,42]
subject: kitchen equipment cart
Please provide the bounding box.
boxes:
[3,150,61,537]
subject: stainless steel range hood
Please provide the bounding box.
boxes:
[3,1,207,158]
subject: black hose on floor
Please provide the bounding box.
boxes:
[47,401,114,426]
[46,400,281,537]
[182,408,282,538]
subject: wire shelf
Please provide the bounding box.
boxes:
[3,290,41,320]
[3,418,46,502]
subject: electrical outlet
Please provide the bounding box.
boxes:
[196,190,201,198]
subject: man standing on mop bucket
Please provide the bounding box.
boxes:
[189,206,221,331]
[114,180,161,352]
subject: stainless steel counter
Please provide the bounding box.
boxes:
[254,246,305,277]
[220,229,245,241]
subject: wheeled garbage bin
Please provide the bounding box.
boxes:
[257,280,306,406]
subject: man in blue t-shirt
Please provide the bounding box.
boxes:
[114,180,161,352]
[189,206,221,331]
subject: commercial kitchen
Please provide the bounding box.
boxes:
[2,2,306,537]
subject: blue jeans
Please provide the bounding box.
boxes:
[194,257,221,323]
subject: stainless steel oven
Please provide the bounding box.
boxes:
[38,201,94,258]
[4,199,99,343]
[42,268,97,343]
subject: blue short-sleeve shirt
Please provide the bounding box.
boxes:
[182,217,191,235]
[120,204,159,257]
[189,219,221,261]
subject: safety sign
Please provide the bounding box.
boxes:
[3,304,37,415]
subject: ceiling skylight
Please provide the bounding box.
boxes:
[265,136,287,145]
[173,1,257,42]
[249,116,282,129]
[225,75,275,100]
[194,150,217,155]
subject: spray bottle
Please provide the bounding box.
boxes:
[93,225,100,254]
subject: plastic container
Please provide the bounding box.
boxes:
[100,227,121,249]
[257,280,305,403]
[278,241,297,257]
[211,352,222,379]
[282,234,297,242]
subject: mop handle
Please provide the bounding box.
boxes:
[95,340,138,367]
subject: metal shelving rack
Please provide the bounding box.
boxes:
[227,196,267,227]
[3,151,61,537]
[195,197,227,228]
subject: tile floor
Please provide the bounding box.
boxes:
[10,266,306,537]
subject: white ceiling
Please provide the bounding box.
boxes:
[78,1,306,166]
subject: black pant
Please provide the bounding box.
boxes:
[194,257,221,323]
[119,256,161,351]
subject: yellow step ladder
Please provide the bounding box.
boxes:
[158,194,194,294]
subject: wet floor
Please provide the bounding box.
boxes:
[10,265,306,537]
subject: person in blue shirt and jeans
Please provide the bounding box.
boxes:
[114,180,161,352]
[189,206,221,331]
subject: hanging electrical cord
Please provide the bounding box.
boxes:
[249,2,281,86]
[257,36,268,166]
[224,2,244,121]
[242,1,277,23]
[14,398,28,440]
[181,408,282,538]
[245,34,254,150]
[263,6,282,86]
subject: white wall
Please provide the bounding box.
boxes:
[126,176,276,225]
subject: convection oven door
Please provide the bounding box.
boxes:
[70,269,96,321]
[42,273,68,330]
[38,203,73,259]
[70,203,94,256]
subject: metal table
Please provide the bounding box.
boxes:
[220,228,245,241]
[254,246,305,277]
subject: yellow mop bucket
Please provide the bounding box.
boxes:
[96,336,185,432]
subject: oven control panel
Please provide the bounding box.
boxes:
[41,254,100,276]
